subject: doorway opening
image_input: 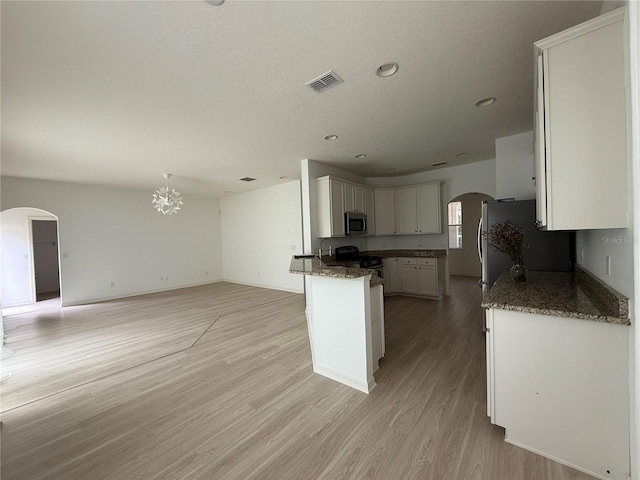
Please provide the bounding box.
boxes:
[447,193,493,277]
[1,208,62,317]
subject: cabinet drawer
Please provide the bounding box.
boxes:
[417,258,436,266]
[400,258,417,266]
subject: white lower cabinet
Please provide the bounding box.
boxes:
[385,257,444,298]
[417,259,437,296]
[486,308,629,480]
[399,258,419,294]
[382,257,400,293]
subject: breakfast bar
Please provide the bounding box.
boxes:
[290,255,384,394]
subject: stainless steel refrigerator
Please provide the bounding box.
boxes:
[478,199,574,330]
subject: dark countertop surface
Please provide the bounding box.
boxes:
[481,267,629,325]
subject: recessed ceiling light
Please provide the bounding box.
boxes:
[456,152,469,157]
[279,176,288,179]
[376,63,399,77]
[206,0,225,5]
[324,134,338,141]
[432,162,447,167]
[223,190,231,193]
[239,177,256,182]
[386,168,396,172]
[355,154,367,159]
[475,97,496,107]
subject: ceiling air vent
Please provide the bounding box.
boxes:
[306,71,343,93]
[239,177,257,182]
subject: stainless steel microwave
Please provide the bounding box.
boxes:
[345,212,367,235]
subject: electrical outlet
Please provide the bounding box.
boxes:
[22,253,29,260]
[63,253,69,259]
[606,256,611,276]
[110,281,115,288]
[205,270,209,275]
[160,276,164,281]
[290,245,297,251]
[257,272,261,277]
[166,275,169,281]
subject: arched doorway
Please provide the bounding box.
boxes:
[1,207,62,315]
[447,192,493,277]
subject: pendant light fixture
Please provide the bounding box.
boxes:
[152,173,184,215]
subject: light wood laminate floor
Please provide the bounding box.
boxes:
[0,278,595,480]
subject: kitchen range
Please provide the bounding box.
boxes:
[333,245,383,277]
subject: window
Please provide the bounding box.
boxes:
[448,201,462,249]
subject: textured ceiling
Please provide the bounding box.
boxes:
[1,1,603,197]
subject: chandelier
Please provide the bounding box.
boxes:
[152,173,184,215]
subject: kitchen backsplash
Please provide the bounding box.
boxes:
[364,234,448,251]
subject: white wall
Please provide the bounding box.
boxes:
[220,181,304,293]
[365,159,497,250]
[0,177,223,306]
[0,208,56,306]
[495,131,536,201]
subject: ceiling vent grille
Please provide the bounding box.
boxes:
[306,71,343,93]
[239,177,257,182]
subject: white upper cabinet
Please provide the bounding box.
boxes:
[316,176,345,237]
[534,8,627,230]
[417,183,442,234]
[375,189,396,235]
[354,186,365,213]
[364,187,376,235]
[344,183,355,213]
[375,182,441,236]
[395,187,418,234]
[316,176,374,237]
[344,183,366,213]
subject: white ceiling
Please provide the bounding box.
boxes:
[1,0,603,197]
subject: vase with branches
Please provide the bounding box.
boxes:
[487,221,527,282]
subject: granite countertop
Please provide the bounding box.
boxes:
[289,256,383,287]
[482,267,629,325]
[363,249,447,258]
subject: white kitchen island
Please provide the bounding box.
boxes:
[289,256,384,394]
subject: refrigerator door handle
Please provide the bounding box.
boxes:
[477,218,483,264]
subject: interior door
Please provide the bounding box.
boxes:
[31,220,60,299]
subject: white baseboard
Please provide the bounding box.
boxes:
[61,280,223,307]
[222,279,304,294]
[504,435,620,480]
[313,363,376,394]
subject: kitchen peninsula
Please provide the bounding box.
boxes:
[289,256,384,394]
